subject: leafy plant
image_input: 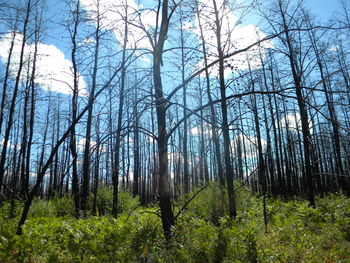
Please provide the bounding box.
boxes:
[1,191,350,262]
[92,186,139,215]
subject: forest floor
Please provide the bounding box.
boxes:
[0,184,349,263]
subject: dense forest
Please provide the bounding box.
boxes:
[0,0,350,262]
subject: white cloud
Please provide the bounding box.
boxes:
[177,21,193,31]
[0,138,17,149]
[232,133,266,159]
[280,113,313,132]
[124,136,134,143]
[77,138,92,152]
[168,151,182,161]
[77,137,107,153]
[190,124,213,136]
[80,0,155,51]
[77,137,98,152]
[195,0,273,73]
[328,44,339,52]
[0,31,87,96]
[79,0,273,74]
[190,126,200,135]
[146,135,155,144]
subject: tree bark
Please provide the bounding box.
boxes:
[213,0,236,218]
[152,0,175,237]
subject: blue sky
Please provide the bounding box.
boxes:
[0,0,346,98]
[0,0,346,164]
[306,0,342,19]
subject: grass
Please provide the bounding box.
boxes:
[0,184,349,262]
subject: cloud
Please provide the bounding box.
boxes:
[190,126,200,135]
[190,124,213,136]
[77,137,106,153]
[0,138,17,149]
[328,44,339,52]
[146,135,155,144]
[280,113,313,132]
[195,0,273,74]
[232,133,266,159]
[168,151,182,161]
[78,138,94,152]
[123,136,134,143]
[0,31,87,96]
[79,0,273,73]
[80,0,155,51]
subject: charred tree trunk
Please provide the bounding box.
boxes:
[152,0,175,237]
[81,2,101,214]
[0,0,31,196]
[213,0,236,218]
[278,0,315,206]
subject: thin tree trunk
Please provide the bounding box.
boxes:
[195,0,224,186]
[213,0,236,218]
[152,0,175,237]
[278,0,315,206]
[0,0,31,196]
[81,1,101,214]
[112,5,129,217]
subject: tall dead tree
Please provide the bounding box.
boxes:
[152,0,176,237]
[0,0,32,196]
[277,0,315,206]
[81,0,102,214]
[195,0,225,186]
[67,0,82,216]
[111,2,129,217]
[212,0,236,218]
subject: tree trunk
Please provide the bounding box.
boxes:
[153,0,175,237]
[213,0,236,218]
[0,0,31,196]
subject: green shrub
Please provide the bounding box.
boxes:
[93,186,139,215]
[0,200,23,220]
[52,194,75,217]
[131,213,162,261]
[1,188,350,262]
[28,198,57,218]
[94,186,113,215]
[28,194,75,218]
[183,182,227,225]
[243,230,258,263]
[118,190,140,213]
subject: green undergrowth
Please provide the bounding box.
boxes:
[0,184,349,262]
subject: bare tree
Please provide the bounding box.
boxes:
[212,0,237,218]
[0,0,33,197]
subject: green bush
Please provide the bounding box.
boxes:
[1,188,350,262]
[28,198,57,218]
[94,186,113,215]
[93,186,139,215]
[52,194,75,217]
[28,194,75,218]
[118,190,140,213]
[0,200,23,220]
[183,182,228,225]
